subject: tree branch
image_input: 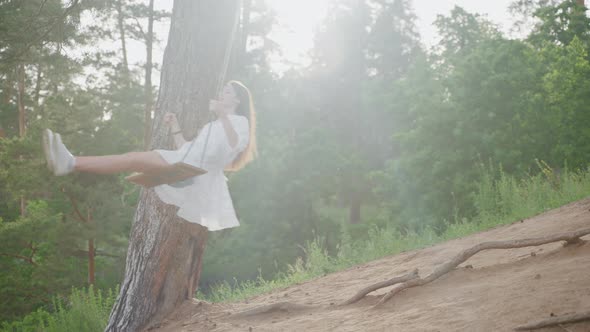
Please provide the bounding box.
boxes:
[132,17,148,41]
[62,188,88,223]
[341,269,419,305]
[0,0,80,67]
[373,228,590,308]
[69,249,120,259]
[0,252,37,266]
[36,0,50,17]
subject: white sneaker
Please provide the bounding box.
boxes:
[42,129,55,171]
[52,133,75,176]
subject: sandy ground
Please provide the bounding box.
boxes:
[154,197,590,332]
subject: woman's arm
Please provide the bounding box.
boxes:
[172,130,187,149]
[163,113,187,149]
[219,115,238,148]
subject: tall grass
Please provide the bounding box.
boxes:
[1,286,117,332]
[474,161,590,229]
[203,164,590,303]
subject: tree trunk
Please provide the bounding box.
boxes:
[143,0,155,150]
[116,0,129,74]
[88,208,95,285]
[17,64,26,137]
[1,73,11,138]
[105,1,240,331]
[17,64,26,216]
[34,63,42,113]
[349,195,361,224]
[2,73,11,105]
[88,238,95,284]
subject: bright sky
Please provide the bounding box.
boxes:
[131,0,519,75]
[414,0,520,44]
[264,0,517,67]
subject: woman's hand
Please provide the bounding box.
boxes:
[163,112,180,131]
[164,112,186,148]
[210,99,230,118]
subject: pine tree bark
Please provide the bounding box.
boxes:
[105,1,240,331]
[88,208,95,285]
[143,0,155,150]
[1,73,11,138]
[17,64,26,216]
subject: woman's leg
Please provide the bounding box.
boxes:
[44,128,171,176]
[75,151,170,174]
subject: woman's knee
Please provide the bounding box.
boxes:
[124,151,168,171]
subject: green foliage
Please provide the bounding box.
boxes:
[474,161,590,226]
[0,0,154,322]
[529,0,590,46]
[1,286,117,332]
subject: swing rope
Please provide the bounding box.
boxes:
[180,0,242,167]
[180,1,241,169]
[126,1,242,188]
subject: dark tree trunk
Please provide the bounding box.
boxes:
[17,64,26,137]
[143,0,155,149]
[88,238,95,284]
[1,73,11,138]
[349,196,361,224]
[2,73,11,105]
[88,208,95,285]
[17,64,26,216]
[105,1,240,331]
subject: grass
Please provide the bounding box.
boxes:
[1,286,117,332]
[202,163,590,303]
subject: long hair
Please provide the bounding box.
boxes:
[226,80,257,171]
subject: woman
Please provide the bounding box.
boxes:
[42,80,257,231]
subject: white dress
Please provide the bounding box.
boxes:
[154,114,249,231]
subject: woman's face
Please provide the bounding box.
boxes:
[219,83,239,109]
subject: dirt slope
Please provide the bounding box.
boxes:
[155,198,590,332]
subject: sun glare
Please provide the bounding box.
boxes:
[265,0,333,67]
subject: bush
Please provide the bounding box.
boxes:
[1,286,117,332]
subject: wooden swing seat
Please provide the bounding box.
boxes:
[125,162,207,188]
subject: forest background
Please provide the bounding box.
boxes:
[1,0,590,325]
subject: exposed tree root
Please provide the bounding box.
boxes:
[340,269,419,305]
[514,311,590,330]
[370,228,590,308]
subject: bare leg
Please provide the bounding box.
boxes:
[74,151,170,174]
